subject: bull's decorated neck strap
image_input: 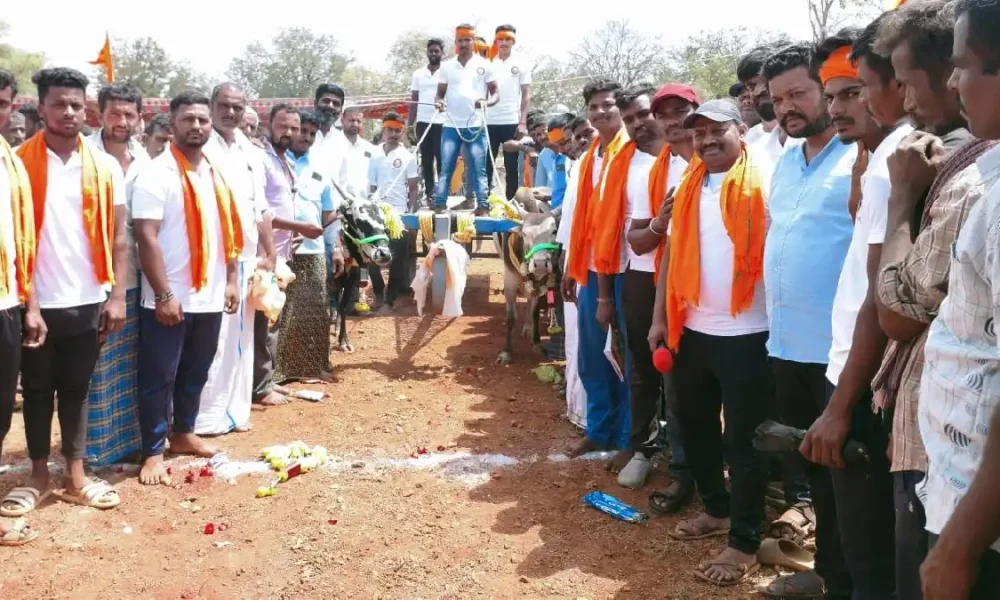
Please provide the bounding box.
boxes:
[342,230,390,246]
[524,243,561,261]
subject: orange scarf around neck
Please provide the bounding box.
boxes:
[17,131,116,288]
[590,140,637,275]
[665,144,766,351]
[169,143,244,292]
[0,136,35,302]
[648,145,699,280]
[566,129,628,284]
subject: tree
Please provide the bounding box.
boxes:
[568,19,666,88]
[809,0,883,41]
[529,57,586,114]
[384,30,454,94]
[341,65,394,99]
[659,27,788,100]
[166,62,215,97]
[91,36,214,98]
[227,27,352,98]
[0,21,45,94]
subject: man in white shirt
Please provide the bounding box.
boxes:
[486,24,531,199]
[737,43,789,182]
[12,68,128,512]
[195,82,277,436]
[647,100,771,586]
[341,106,376,198]
[622,83,698,504]
[83,81,149,467]
[132,91,241,486]
[408,38,445,204]
[312,83,349,192]
[799,28,910,598]
[433,24,500,215]
[369,112,419,311]
[143,113,172,159]
[0,67,42,543]
[915,3,1000,598]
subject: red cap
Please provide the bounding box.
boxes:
[651,83,701,113]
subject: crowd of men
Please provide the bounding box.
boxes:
[2,4,1000,598]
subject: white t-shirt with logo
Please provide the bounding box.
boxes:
[827,124,913,385]
[341,136,376,198]
[132,152,228,313]
[0,159,16,312]
[630,152,688,272]
[486,54,532,126]
[439,55,496,130]
[369,144,419,213]
[410,67,442,125]
[33,147,127,309]
[683,172,770,336]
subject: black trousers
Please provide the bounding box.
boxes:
[674,328,772,554]
[416,122,442,198]
[825,381,896,599]
[621,268,661,453]
[895,470,929,600]
[252,311,279,401]
[486,123,520,199]
[0,306,21,463]
[370,232,415,306]
[21,302,102,461]
[773,358,850,598]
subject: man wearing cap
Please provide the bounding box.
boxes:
[486,24,532,200]
[760,42,857,599]
[648,98,771,587]
[433,24,500,216]
[625,82,699,509]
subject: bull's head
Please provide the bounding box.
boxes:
[516,203,559,281]
[339,192,392,267]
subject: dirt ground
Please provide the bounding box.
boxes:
[0,252,789,599]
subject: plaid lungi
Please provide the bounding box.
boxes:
[85,287,141,466]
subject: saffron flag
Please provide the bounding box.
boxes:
[90,33,114,83]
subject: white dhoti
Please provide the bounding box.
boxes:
[563,298,587,430]
[195,261,254,435]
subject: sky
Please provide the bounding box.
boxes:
[5,0,818,81]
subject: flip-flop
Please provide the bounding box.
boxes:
[693,559,760,587]
[766,503,815,544]
[1,518,37,547]
[760,570,826,599]
[56,480,120,510]
[668,516,730,541]
[0,487,51,517]
[757,538,815,572]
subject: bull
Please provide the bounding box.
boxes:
[496,187,561,366]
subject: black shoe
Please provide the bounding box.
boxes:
[458,199,476,211]
[432,204,448,215]
[474,206,489,217]
[648,477,695,515]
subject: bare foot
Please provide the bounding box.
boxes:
[168,433,219,458]
[274,385,290,395]
[234,422,253,432]
[696,547,758,585]
[671,512,731,540]
[568,437,606,458]
[138,456,172,486]
[257,392,289,406]
[606,450,632,473]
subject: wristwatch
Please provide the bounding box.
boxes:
[154,290,174,303]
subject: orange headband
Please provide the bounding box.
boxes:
[494,31,516,42]
[819,46,858,85]
[547,128,565,143]
[383,120,404,130]
[456,26,476,39]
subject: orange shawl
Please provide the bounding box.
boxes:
[591,140,637,275]
[17,132,116,288]
[169,144,244,291]
[647,146,700,280]
[566,129,629,283]
[0,136,35,302]
[665,144,766,351]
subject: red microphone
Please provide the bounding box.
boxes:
[652,341,674,373]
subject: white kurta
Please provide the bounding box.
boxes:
[564,290,587,430]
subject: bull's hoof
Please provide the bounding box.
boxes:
[533,343,546,355]
[496,351,512,366]
[521,324,532,338]
[337,342,355,353]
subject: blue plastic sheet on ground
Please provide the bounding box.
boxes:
[582,490,648,523]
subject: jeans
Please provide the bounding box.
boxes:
[825,381,895,599]
[0,306,21,463]
[576,271,630,449]
[435,126,488,208]
[773,358,851,597]
[138,309,222,457]
[21,303,103,461]
[674,328,772,554]
[486,123,520,199]
[415,122,442,197]
[895,470,929,600]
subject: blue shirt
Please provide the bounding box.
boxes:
[534,147,557,188]
[764,135,857,364]
[289,150,336,255]
[550,153,568,208]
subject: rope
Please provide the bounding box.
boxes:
[453,212,477,244]
[418,211,434,242]
[507,230,523,272]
